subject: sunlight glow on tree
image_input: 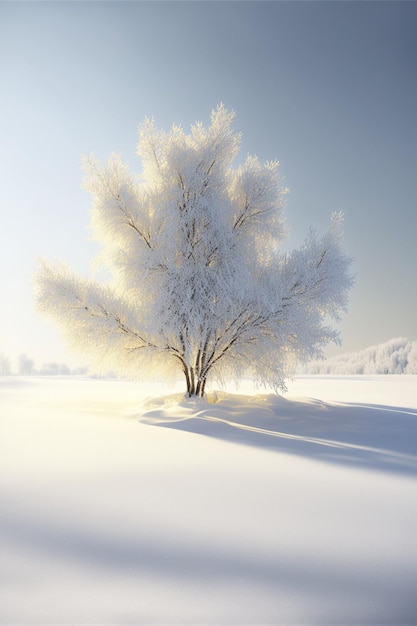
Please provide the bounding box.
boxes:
[36,105,353,396]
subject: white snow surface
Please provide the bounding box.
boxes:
[1,375,417,625]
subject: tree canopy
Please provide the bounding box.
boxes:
[36,105,352,396]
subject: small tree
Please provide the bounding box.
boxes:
[0,353,11,376]
[36,106,352,397]
[18,353,35,376]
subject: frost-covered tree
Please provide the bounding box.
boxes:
[0,353,11,376]
[36,106,352,397]
[301,337,417,376]
[18,353,35,376]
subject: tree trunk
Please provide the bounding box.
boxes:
[195,376,206,397]
[184,367,206,397]
[184,367,193,397]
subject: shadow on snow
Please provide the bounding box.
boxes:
[139,394,417,477]
[2,508,417,625]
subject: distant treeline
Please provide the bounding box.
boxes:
[299,338,417,375]
[2,337,417,377]
[0,353,88,376]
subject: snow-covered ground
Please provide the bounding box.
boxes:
[1,375,417,625]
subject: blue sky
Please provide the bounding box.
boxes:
[0,1,416,368]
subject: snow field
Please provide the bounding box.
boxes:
[1,376,417,624]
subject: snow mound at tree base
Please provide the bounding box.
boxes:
[139,390,417,477]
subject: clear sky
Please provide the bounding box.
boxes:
[1,1,416,370]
